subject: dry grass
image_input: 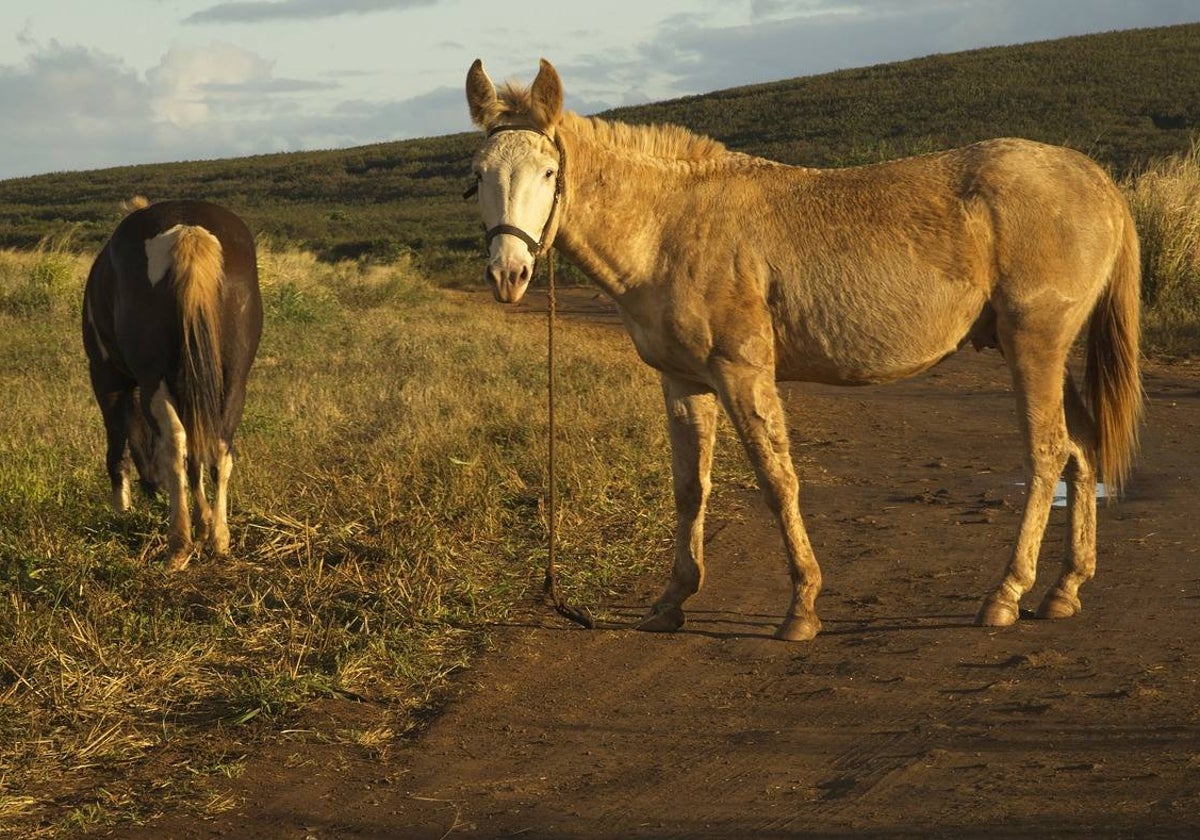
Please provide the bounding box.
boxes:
[0,242,673,836]
[1123,140,1200,356]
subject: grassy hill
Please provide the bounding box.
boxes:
[0,23,1197,273]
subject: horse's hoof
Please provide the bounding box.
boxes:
[975,596,1019,627]
[166,551,192,573]
[775,615,821,642]
[1036,591,1081,620]
[636,604,685,633]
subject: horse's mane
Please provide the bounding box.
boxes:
[494,82,727,163]
[562,112,727,162]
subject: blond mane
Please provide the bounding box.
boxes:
[560,112,727,162]
[492,80,728,163]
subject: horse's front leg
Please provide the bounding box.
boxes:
[715,361,822,641]
[638,374,719,633]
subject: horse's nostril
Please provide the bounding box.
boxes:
[520,264,530,282]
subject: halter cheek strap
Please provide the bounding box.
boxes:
[465,125,566,260]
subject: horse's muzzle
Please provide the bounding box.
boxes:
[487,260,532,303]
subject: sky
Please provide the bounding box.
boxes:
[0,0,1196,180]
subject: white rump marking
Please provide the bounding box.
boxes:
[145,224,187,286]
[145,224,220,286]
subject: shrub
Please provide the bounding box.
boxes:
[1124,140,1200,354]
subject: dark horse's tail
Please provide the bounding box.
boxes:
[172,227,225,466]
[1084,204,1143,496]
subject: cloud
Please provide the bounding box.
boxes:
[0,36,475,178]
[0,42,156,176]
[185,0,438,25]
[146,43,338,126]
[331,85,472,140]
[0,39,350,178]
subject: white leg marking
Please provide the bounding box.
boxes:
[111,471,132,513]
[211,441,233,555]
[149,383,192,568]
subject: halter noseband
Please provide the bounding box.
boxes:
[464,124,566,260]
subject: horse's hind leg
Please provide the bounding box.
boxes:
[639,375,718,633]
[1037,376,1098,619]
[89,363,135,512]
[98,389,135,512]
[209,440,234,556]
[977,331,1072,626]
[188,454,213,546]
[148,383,193,571]
[715,363,821,641]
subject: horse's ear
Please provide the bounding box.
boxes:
[530,58,563,129]
[466,59,498,128]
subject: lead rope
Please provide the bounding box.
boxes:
[542,249,594,629]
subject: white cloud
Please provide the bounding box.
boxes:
[0,42,154,175]
[147,44,278,126]
[185,0,438,25]
[0,39,348,176]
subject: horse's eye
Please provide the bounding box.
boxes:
[545,168,555,179]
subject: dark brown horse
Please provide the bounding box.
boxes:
[83,198,263,570]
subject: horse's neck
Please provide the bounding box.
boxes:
[555,130,687,298]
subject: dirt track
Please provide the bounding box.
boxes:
[114,297,1200,839]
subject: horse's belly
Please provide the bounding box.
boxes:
[773,303,981,385]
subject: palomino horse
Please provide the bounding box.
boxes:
[83,198,263,570]
[465,59,1142,641]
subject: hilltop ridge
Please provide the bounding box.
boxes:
[0,22,1196,268]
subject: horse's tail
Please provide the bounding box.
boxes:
[1084,204,1143,496]
[172,226,225,466]
[122,195,151,215]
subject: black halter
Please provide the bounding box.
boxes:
[464,124,566,260]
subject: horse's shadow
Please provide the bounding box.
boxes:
[497,602,977,640]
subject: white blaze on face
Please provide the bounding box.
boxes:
[476,131,559,302]
[145,224,187,286]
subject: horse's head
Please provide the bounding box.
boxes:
[465,59,565,304]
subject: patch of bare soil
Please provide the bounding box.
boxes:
[112,292,1200,839]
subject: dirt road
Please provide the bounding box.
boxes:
[116,302,1200,839]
